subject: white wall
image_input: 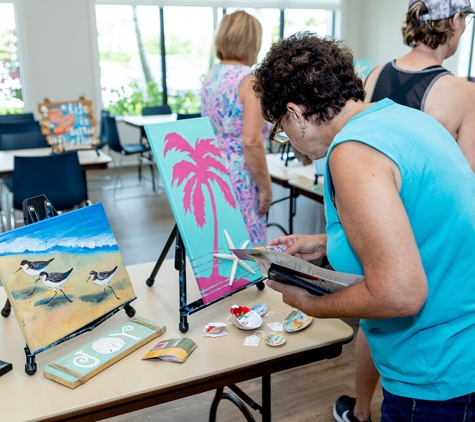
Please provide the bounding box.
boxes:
[15,0,102,121]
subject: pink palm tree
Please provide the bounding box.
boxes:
[163,133,237,270]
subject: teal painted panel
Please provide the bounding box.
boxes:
[43,317,166,388]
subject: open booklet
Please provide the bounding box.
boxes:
[231,249,364,296]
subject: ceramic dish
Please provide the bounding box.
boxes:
[265,333,286,347]
[283,310,313,333]
[229,305,263,330]
[251,303,269,316]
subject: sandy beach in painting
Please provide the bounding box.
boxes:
[1,250,135,352]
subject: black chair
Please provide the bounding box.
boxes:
[142,105,172,116]
[0,132,49,150]
[0,113,35,123]
[0,120,42,135]
[103,115,156,191]
[92,110,110,153]
[3,151,90,229]
[177,112,201,120]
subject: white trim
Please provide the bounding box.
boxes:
[12,0,33,113]
[87,0,104,124]
[95,0,340,10]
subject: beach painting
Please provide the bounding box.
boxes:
[0,203,136,353]
[145,117,263,305]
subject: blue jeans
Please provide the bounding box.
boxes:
[381,387,475,422]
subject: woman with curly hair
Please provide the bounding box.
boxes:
[201,11,272,247]
[253,32,475,421]
[337,1,475,420]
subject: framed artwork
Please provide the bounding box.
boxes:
[38,96,98,152]
[0,203,136,353]
[145,117,263,305]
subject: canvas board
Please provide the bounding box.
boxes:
[38,96,98,152]
[145,117,263,305]
[0,203,136,353]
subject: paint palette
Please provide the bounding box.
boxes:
[283,310,313,333]
[228,305,263,330]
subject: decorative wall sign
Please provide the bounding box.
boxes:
[0,203,136,353]
[38,96,98,152]
[43,318,166,388]
[145,117,263,305]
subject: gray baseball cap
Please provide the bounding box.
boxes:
[408,0,475,21]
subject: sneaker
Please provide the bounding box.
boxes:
[333,395,372,422]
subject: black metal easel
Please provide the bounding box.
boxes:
[1,195,136,375]
[145,224,266,333]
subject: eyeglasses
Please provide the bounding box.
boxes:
[269,123,290,144]
[465,14,474,25]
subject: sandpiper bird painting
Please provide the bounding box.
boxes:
[15,257,55,296]
[39,268,74,304]
[0,202,136,353]
[86,266,120,301]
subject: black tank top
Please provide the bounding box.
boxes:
[369,60,450,111]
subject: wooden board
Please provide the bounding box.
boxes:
[38,96,98,152]
[43,317,166,389]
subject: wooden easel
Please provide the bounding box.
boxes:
[1,195,136,375]
[145,224,266,333]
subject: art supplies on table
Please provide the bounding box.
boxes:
[43,318,166,389]
[142,338,197,363]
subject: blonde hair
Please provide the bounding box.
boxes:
[402,1,465,48]
[215,11,262,65]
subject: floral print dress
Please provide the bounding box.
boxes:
[201,64,271,246]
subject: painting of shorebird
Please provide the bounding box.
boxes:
[0,203,136,353]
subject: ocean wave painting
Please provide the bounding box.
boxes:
[0,203,118,256]
[0,202,136,353]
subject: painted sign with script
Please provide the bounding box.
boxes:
[38,96,98,152]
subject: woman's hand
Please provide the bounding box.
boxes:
[258,189,272,215]
[269,234,327,261]
[266,279,315,311]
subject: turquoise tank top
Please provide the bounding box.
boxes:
[324,99,475,400]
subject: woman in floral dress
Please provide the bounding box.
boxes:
[201,11,272,246]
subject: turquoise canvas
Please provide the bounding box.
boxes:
[145,117,263,304]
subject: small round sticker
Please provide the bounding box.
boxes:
[265,333,286,347]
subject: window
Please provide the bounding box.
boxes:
[283,9,334,38]
[96,4,162,115]
[95,3,337,115]
[0,2,23,114]
[163,6,214,96]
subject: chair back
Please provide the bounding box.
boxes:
[176,112,201,120]
[12,151,88,211]
[0,132,49,150]
[0,121,42,135]
[103,115,123,154]
[142,105,172,116]
[96,110,111,149]
[0,113,35,124]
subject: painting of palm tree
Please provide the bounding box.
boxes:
[146,118,263,304]
[164,132,236,281]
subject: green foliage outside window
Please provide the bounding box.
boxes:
[0,28,23,115]
[104,81,201,116]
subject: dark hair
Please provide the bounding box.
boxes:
[253,32,365,125]
[403,1,464,48]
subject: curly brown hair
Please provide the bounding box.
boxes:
[403,1,467,48]
[252,32,365,125]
